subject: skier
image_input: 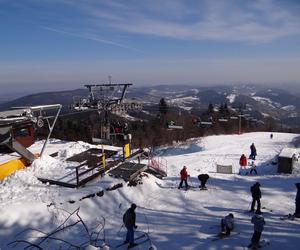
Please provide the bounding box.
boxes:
[270,133,273,139]
[249,161,258,175]
[250,182,261,214]
[249,211,266,249]
[220,213,234,236]
[294,183,300,218]
[123,203,138,248]
[239,154,247,168]
[249,143,257,160]
[198,174,209,190]
[178,166,189,189]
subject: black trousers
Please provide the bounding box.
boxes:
[221,219,231,235]
[251,230,262,245]
[250,169,257,175]
[178,179,188,188]
[295,202,300,217]
[251,198,261,212]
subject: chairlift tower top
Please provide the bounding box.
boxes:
[84,83,132,109]
[73,82,137,141]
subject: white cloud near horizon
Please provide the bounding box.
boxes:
[1,57,300,86]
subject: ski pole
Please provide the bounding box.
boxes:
[117,223,124,236]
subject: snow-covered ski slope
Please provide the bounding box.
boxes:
[0,132,300,250]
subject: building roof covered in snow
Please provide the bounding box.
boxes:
[279,147,297,158]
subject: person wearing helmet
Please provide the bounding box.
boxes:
[123,203,138,248]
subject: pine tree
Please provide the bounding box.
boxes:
[208,103,214,114]
[159,98,168,115]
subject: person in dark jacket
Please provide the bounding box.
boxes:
[123,203,138,248]
[249,211,266,249]
[250,182,261,213]
[220,213,234,236]
[294,183,300,218]
[178,166,189,189]
[198,174,210,190]
[250,143,257,160]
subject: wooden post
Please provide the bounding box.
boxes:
[76,167,79,188]
[102,144,106,169]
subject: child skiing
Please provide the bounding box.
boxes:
[249,161,258,175]
[220,213,234,236]
[178,166,189,189]
[249,211,266,249]
[198,174,209,190]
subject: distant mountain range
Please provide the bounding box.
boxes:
[1,84,300,128]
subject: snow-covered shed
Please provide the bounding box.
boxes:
[278,148,298,174]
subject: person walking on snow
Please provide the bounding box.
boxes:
[239,154,247,168]
[178,166,189,189]
[250,143,257,160]
[250,161,258,175]
[220,213,234,236]
[249,211,266,249]
[294,183,300,218]
[123,203,138,248]
[250,182,262,214]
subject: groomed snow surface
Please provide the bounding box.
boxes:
[1,132,300,250]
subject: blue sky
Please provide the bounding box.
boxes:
[0,0,300,97]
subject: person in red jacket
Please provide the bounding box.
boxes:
[239,154,247,168]
[178,166,189,189]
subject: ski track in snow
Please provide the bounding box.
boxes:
[0,132,300,249]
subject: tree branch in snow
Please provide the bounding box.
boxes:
[7,206,107,249]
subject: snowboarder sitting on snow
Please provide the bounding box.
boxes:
[249,143,257,160]
[221,213,234,236]
[178,166,189,189]
[239,154,247,168]
[250,182,261,214]
[123,203,138,248]
[249,211,266,249]
[198,174,209,190]
[249,161,258,175]
[294,183,300,218]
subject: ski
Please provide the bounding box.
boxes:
[115,234,146,248]
[211,231,240,241]
[261,207,273,213]
[280,214,295,220]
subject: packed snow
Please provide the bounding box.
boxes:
[1,132,300,250]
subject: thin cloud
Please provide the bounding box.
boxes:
[83,0,300,43]
[40,26,144,53]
